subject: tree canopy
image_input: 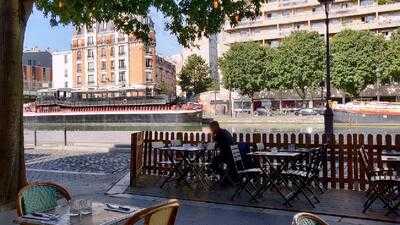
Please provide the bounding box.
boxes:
[272,31,325,102]
[331,29,386,98]
[219,42,273,99]
[383,30,400,84]
[178,54,213,97]
[35,0,266,47]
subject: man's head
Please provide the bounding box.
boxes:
[209,121,220,134]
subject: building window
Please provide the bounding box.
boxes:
[111,61,115,70]
[64,81,68,88]
[282,10,290,16]
[118,45,125,55]
[32,67,36,80]
[88,74,95,84]
[87,36,94,45]
[101,22,107,31]
[87,49,94,59]
[88,62,94,72]
[145,59,152,68]
[146,71,152,82]
[77,50,82,60]
[110,47,114,57]
[118,59,125,69]
[77,63,82,73]
[101,61,106,70]
[101,48,106,57]
[23,66,27,80]
[64,55,68,63]
[64,69,68,78]
[87,26,94,32]
[28,59,32,65]
[111,72,115,82]
[119,71,126,82]
[266,13,272,19]
[77,76,81,84]
[101,74,107,82]
[118,34,125,42]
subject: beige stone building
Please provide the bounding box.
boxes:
[185,0,400,64]
[71,19,175,96]
[223,0,400,46]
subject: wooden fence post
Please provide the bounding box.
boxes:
[130,131,144,187]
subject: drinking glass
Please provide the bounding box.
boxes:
[79,199,93,215]
[69,200,80,216]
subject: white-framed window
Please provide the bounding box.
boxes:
[146,71,152,82]
[64,81,68,88]
[118,59,125,69]
[111,61,115,70]
[64,55,68,63]
[101,48,106,57]
[77,76,82,84]
[64,69,68,78]
[87,49,94,58]
[118,71,126,82]
[87,36,94,45]
[101,61,106,70]
[101,73,107,82]
[118,45,125,55]
[88,74,95,84]
[88,62,94,72]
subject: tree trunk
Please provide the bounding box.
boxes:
[0,0,32,208]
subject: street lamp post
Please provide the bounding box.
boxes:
[319,0,334,141]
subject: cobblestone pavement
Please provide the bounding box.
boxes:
[25,149,129,199]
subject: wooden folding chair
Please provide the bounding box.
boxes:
[124,199,180,225]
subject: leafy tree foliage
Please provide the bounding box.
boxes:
[383,30,400,83]
[219,42,274,112]
[35,0,266,47]
[179,54,213,97]
[272,31,325,103]
[331,29,386,98]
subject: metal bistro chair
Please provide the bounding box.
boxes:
[17,182,71,217]
[230,144,263,201]
[124,199,180,225]
[282,148,323,208]
[190,142,216,189]
[157,141,190,188]
[358,147,400,215]
[292,212,329,225]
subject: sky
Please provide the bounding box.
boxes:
[24,8,182,56]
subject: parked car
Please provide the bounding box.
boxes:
[295,108,319,116]
[254,107,271,116]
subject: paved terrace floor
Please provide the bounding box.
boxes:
[128,175,400,224]
[1,149,396,225]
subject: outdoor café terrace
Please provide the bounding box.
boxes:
[128,130,400,224]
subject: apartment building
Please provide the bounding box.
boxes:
[155,56,176,97]
[22,49,52,91]
[52,51,73,89]
[222,0,400,46]
[71,19,160,95]
[185,0,400,67]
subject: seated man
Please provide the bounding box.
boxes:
[209,121,237,186]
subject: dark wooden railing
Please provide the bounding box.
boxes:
[130,131,400,191]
